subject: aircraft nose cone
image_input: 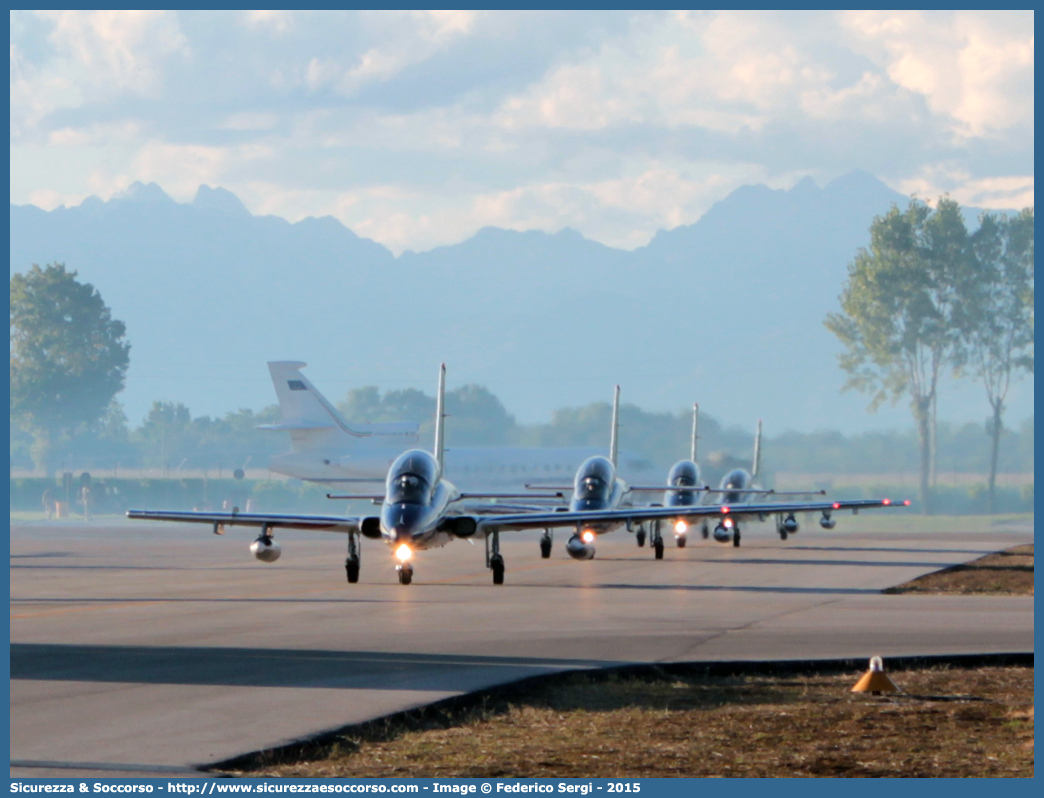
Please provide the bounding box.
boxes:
[382,503,422,543]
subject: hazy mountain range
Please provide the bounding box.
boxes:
[10,171,1030,434]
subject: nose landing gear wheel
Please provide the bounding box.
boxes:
[490,554,505,585]
[396,565,413,585]
[676,536,687,548]
[345,556,360,583]
[636,529,646,547]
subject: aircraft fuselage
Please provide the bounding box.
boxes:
[569,455,629,535]
[378,449,462,552]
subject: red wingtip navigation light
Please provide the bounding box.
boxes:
[882,498,892,505]
[832,502,841,510]
[721,506,730,514]
[903,499,911,506]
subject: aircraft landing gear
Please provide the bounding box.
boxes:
[396,564,413,585]
[540,529,553,559]
[487,529,506,585]
[733,528,742,547]
[701,523,709,540]
[491,555,505,584]
[345,532,361,583]
[779,529,788,541]
[676,535,687,548]
[636,525,646,547]
[652,519,664,560]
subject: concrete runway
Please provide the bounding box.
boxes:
[10,516,1033,777]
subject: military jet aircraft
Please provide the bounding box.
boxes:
[128,367,908,585]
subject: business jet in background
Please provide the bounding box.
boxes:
[129,367,908,586]
[262,361,651,489]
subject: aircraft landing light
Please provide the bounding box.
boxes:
[675,520,688,534]
[395,544,413,561]
[581,530,596,544]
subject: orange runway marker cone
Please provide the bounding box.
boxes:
[852,656,900,695]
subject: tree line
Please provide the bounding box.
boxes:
[826,199,1033,513]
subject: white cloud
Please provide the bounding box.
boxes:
[9,10,1034,252]
[41,10,187,94]
[300,9,482,96]
[25,187,87,210]
[79,141,275,203]
[242,10,293,35]
[11,11,186,139]
[899,166,1034,210]
[840,10,1034,137]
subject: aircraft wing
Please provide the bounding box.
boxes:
[475,498,907,532]
[126,509,360,533]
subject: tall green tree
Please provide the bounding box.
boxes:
[825,199,970,512]
[961,208,1034,512]
[10,263,131,473]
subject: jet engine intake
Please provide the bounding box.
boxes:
[439,516,477,538]
[565,534,595,560]
[250,535,282,563]
[360,517,382,539]
[782,514,799,534]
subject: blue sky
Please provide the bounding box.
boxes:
[10,10,1034,254]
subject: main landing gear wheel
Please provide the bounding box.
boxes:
[636,528,646,547]
[654,539,665,560]
[490,554,505,585]
[488,530,505,584]
[345,556,360,583]
[345,533,361,583]
[540,530,553,559]
[397,565,413,585]
[732,529,741,547]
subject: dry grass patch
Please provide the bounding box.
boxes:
[226,665,1033,779]
[885,545,1033,595]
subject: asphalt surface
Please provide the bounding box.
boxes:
[10,516,1034,777]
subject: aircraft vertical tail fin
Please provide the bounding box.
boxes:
[433,363,446,473]
[609,385,620,469]
[690,403,699,463]
[752,419,763,478]
[262,361,345,451]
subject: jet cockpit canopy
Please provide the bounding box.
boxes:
[722,468,750,491]
[574,456,615,501]
[387,450,438,505]
[668,460,700,488]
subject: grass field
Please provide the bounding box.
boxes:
[225,665,1033,778]
[885,544,1033,595]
